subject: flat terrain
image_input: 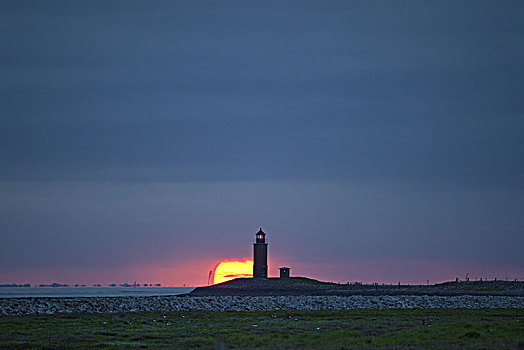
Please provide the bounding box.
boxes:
[1,309,522,349]
[189,278,524,297]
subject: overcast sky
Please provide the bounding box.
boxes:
[1,1,523,286]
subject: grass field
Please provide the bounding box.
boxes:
[1,309,523,349]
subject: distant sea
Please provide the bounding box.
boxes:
[0,287,195,298]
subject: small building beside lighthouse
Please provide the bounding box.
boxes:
[279,267,290,278]
[253,228,268,278]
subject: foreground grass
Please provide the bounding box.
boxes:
[1,309,522,349]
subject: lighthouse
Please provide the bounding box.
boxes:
[253,228,268,278]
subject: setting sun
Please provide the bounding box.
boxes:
[213,259,253,284]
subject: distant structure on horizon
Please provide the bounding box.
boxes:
[253,228,268,278]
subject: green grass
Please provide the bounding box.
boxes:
[1,309,522,349]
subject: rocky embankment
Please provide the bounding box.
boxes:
[1,295,523,316]
[2,280,523,316]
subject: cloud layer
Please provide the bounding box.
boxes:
[1,1,523,285]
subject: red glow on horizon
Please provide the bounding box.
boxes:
[2,257,522,288]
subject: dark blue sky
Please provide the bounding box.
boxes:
[1,1,523,285]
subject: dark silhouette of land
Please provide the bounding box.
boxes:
[188,277,524,297]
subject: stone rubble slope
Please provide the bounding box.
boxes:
[1,295,523,316]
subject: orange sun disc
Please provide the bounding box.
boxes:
[213,259,253,284]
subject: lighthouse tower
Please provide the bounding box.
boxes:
[253,228,268,278]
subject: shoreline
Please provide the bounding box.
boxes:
[2,295,523,316]
[0,286,195,299]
